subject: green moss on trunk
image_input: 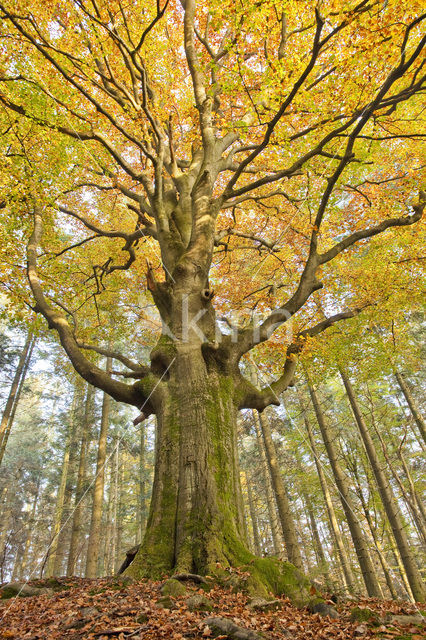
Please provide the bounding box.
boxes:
[126,349,311,606]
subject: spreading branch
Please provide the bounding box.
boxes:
[319,194,425,264]
[26,206,155,407]
[238,308,364,411]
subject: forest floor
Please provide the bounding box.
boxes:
[0,576,424,640]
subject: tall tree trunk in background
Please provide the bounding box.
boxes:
[395,372,426,445]
[19,478,41,579]
[110,439,122,573]
[14,478,41,581]
[102,469,113,574]
[46,390,79,577]
[300,395,356,593]
[374,540,396,600]
[85,358,112,578]
[54,382,82,576]
[307,380,382,597]
[386,526,415,602]
[373,423,426,545]
[340,370,425,602]
[24,487,49,578]
[372,408,426,545]
[395,452,426,542]
[257,411,304,570]
[350,457,397,600]
[0,488,12,579]
[0,333,35,465]
[252,411,283,556]
[244,470,262,556]
[103,454,116,575]
[114,442,124,574]
[295,509,313,572]
[67,384,94,576]
[138,421,148,544]
[11,542,25,581]
[0,338,34,465]
[295,456,328,574]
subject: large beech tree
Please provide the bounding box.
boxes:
[0,0,424,581]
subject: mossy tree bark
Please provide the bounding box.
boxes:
[128,350,249,577]
[127,253,300,580]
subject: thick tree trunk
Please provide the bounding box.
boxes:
[128,347,249,578]
[307,380,382,597]
[257,411,304,570]
[340,370,425,602]
[85,358,112,578]
[124,260,308,593]
[395,372,426,445]
[301,397,356,593]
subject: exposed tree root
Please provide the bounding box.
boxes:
[204,616,263,639]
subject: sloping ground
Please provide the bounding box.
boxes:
[0,576,424,640]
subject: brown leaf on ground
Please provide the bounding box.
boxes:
[0,578,424,640]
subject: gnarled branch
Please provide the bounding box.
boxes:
[238,307,363,411]
[26,206,155,408]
